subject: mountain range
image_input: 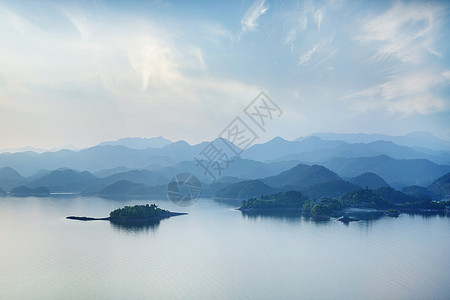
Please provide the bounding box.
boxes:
[0,132,449,201]
[301,132,450,151]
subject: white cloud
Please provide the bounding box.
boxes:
[443,70,450,82]
[298,35,336,67]
[62,9,95,40]
[347,1,449,117]
[314,9,323,31]
[239,0,269,37]
[358,1,443,63]
[282,2,329,51]
[345,72,447,115]
[0,4,261,148]
[200,22,234,43]
[313,49,337,68]
[299,44,319,65]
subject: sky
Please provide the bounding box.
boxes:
[0,0,449,149]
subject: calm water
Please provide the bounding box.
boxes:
[0,196,449,300]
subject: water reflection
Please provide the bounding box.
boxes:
[110,220,160,234]
[301,215,333,226]
[98,195,169,202]
[405,212,448,219]
[239,210,303,223]
[344,211,385,222]
[213,198,243,208]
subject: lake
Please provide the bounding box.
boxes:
[1,195,449,299]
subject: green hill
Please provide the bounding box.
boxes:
[239,191,308,210]
[402,185,441,200]
[108,204,186,224]
[30,168,98,192]
[100,170,168,186]
[0,167,26,191]
[263,163,340,189]
[373,187,420,204]
[349,172,389,189]
[428,172,450,197]
[214,180,276,199]
[98,180,150,196]
[10,185,50,197]
[340,189,391,209]
[322,155,450,187]
[300,180,360,199]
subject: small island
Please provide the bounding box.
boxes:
[238,191,307,213]
[67,204,187,225]
[238,187,450,222]
[385,209,400,217]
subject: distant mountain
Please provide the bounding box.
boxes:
[242,136,344,161]
[151,157,298,183]
[0,167,24,180]
[29,168,98,193]
[0,167,26,191]
[300,180,360,199]
[0,187,5,195]
[428,172,450,197]
[304,132,450,151]
[97,180,166,197]
[214,180,277,199]
[202,177,244,197]
[402,186,440,200]
[279,140,450,164]
[97,136,172,149]
[322,155,450,188]
[242,136,449,164]
[0,144,174,175]
[373,187,419,204]
[263,163,340,189]
[100,170,168,186]
[332,140,449,163]
[93,166,131,178]
[27,169,51,181]
[1,134,448,176]
[0,146,47,154]
[10,186,50,197]
[98,180,146,195]
[349,172,389,189]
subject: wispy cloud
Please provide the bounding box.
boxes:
[239,0,269,38]
[347,1,449,117]
[358,1,443,63]
[1,0,449,147]
[283,2,326,51]
[297,35,336,67]
[345,72,447,115]
[0,3,260,147]
[299,44,319,65]
[443,70,450,82]
[314,9,323,31]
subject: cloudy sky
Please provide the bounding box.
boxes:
[1,0,449,149]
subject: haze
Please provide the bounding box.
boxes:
[0,0,449,149]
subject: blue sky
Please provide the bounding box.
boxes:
[0,0,449,149]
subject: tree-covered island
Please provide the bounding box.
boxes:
[238,188,450,220]
[67,204,187,224]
